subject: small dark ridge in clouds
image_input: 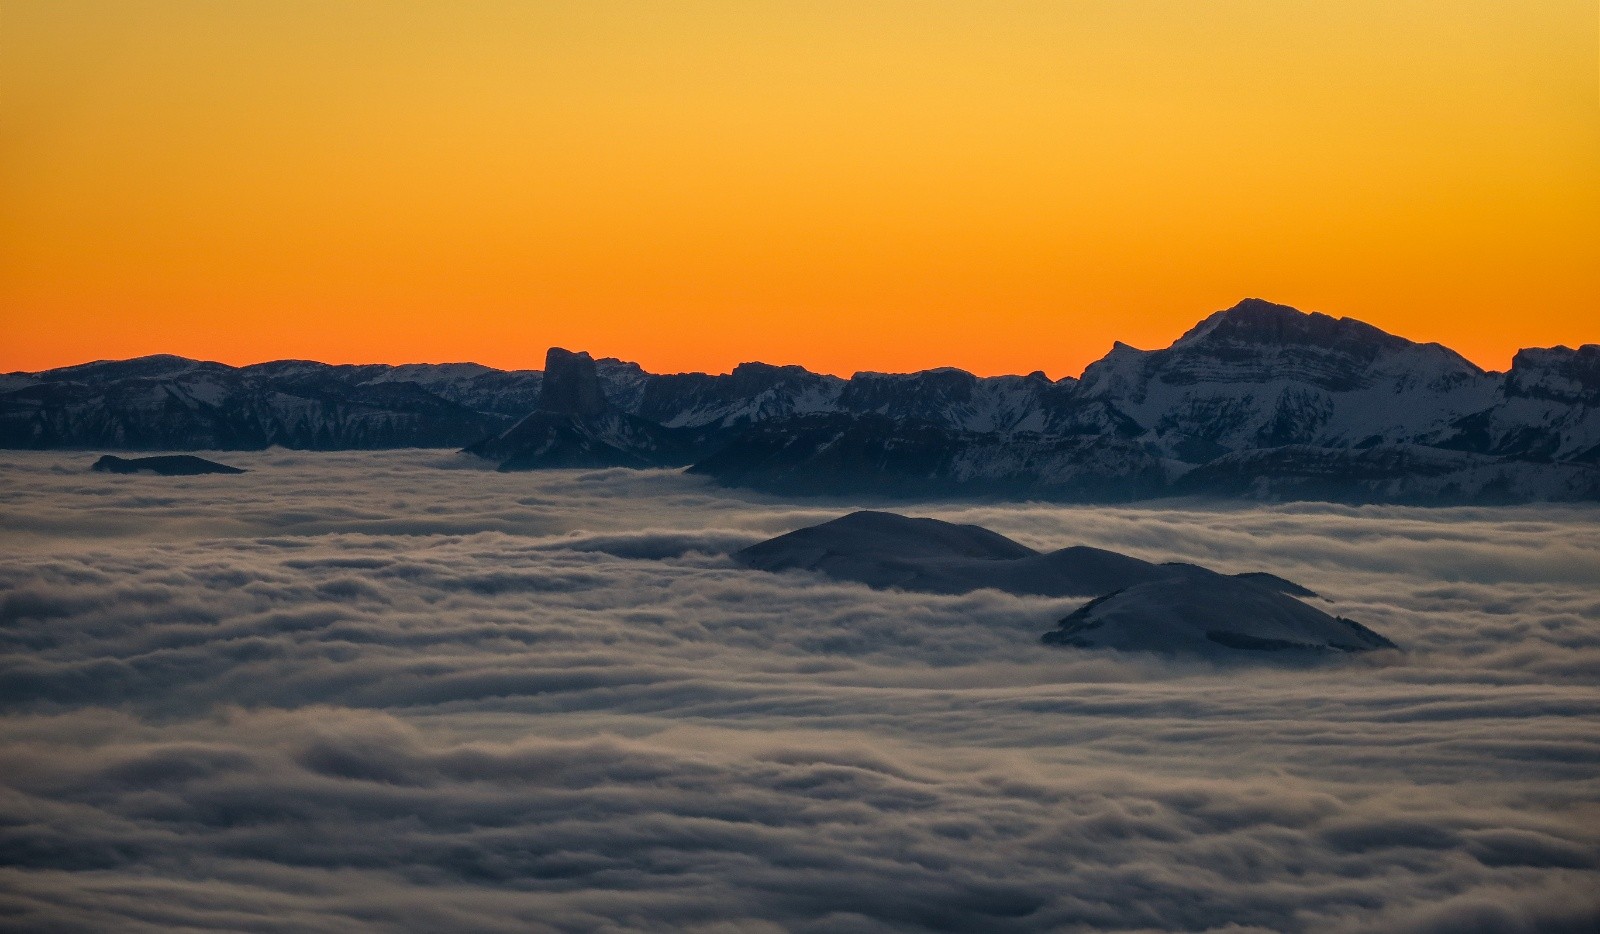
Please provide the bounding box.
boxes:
[0,450,1596,931]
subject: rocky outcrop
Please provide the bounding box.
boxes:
[465,348,692,470]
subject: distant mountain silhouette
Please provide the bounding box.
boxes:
[736,511,1398,658]
[5,299,1596,504]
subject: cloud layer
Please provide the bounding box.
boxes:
[1,450,1597,931]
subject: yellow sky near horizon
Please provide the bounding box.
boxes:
[2,1,1596,377]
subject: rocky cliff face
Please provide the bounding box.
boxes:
[535,348,609,416]
[1506,344,1600,405]
[1428,344,1600,464]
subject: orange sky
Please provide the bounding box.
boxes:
[2,1,1596,378]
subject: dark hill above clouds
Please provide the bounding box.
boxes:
[91,454,244,475]
[737,511,1397,658]
[737,510,1175,597]
[5,299,1597,504]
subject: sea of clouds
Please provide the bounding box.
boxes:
[1,449,1597,932]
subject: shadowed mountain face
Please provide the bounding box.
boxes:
[537,348,608,416]
[685,414,1173,500]
[5,299,1597,503]
[464,348,692,470]
[736,511,1398,658]
[91,454,244,475]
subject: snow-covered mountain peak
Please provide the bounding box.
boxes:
[1067,299,1503,458]
[1073,342,1151,401]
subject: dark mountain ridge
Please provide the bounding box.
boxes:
[6,299,1596,504]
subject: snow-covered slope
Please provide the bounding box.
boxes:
[1042,569,1397,657]
[361,362,544,417]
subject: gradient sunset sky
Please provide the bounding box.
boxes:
[3,1,1596,377]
